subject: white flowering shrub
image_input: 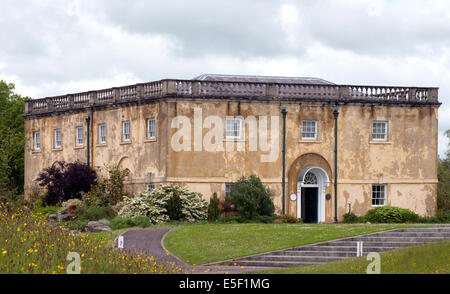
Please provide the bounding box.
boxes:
[118,184,207,224]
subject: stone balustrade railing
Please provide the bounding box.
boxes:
[24,79,440,116]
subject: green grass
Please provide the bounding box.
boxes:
[163,223,422,265]
[84,228,131,247]
[253,241,450,274]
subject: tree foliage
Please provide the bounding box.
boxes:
[437,129,450,214]
[207,192,221,222]
[36,161,97,205]
[230,175,275,219]
[0,80,29,198]
[82,164,130,208]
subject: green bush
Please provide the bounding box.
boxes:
[280,214,302,223]
[78,206,116,221]
[230,175,275,220]
[217,215,246,223]
[217,215,282,224]
[167,193,182,221]
[33,205,59,218]
[343,212,360,223]
[255,215,278,223]
[207,193,221,222]
[61,219,89,231]
[110,216,152,230]
[420,211,450,223]
[364,206,420,223]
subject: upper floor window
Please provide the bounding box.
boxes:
[122,121,130,142]
[302,120,317,140]
[98,124,106,144]
[75,126,83,146]
[372,121,388,141]
[372,184,386,206]
[226,117,243,139]
[147,118,156,139]
[54,128,62,149]
[34,131,41,150]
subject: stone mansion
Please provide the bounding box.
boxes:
[23,74,441,222]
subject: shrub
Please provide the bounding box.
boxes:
[61,219,89,231]
[207,192,221,222]
[118,185,208,224]
[33,205,59,219]
[343,212,360,223]
[36,161,97,205]
[254,215,276,223]
[110,216,152,230]
[24,184,45,210]
[420,211,450,223]
[167,193,182,220]
[280,214,302,223]
[78,206,116,221]
[364,206,420,223]
[82,164,131,208]
[217,215,246,223]
[230,175,275,219]
[217,215,282,224]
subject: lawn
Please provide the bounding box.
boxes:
[163,223,421,265]
[252,240,450,274]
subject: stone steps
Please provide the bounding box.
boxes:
[289,245,399,252]
[246,254,348,263]
[216,227,450,268]
[273,250,370,257]
[231,260,327,268]
[343,236,448,242]
[317,240,429,247]
[369,232,450,238]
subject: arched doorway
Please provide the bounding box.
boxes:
[297,166,330,223]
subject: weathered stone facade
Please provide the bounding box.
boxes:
[23,74,440,222]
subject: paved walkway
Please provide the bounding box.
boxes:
[120,228,270,274]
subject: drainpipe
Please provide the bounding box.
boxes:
[281,107,287,215]
[333,108,339,222]
[86,114,91,167]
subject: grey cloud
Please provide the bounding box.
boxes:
[83,0,304,58]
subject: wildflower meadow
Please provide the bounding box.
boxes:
[0,206,182,274]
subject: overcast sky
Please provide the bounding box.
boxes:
[1,0,449,155]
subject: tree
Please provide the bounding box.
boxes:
[36,161,97,205]
[207,192,221,222]
[230,175,275,219]
[437,129,450,214]
[0,80,29,198]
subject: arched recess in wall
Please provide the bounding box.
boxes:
[286,153,333,219]
[117,156,132,182]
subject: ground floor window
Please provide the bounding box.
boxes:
[225,182,234,197]
[146,183,155,192]
[372,184,386,206]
